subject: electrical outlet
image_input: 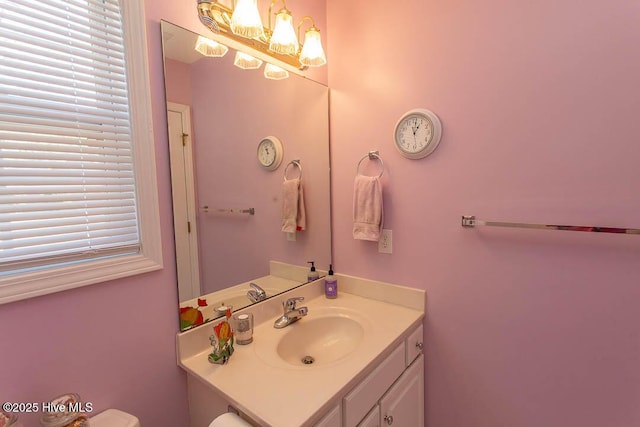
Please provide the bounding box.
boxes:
[378,229,392,254]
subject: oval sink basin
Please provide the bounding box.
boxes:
[275,315,365,367]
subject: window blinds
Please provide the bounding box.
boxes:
[0,0,140,272]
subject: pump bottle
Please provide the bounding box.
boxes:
[307,261,319,281]
[324,264,337,299]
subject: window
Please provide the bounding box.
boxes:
[0,0,162,303]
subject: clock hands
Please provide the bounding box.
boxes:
[411,118,421,148]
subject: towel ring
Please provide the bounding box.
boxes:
[283,160,302,181]
[356,151,384,178]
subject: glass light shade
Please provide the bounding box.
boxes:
[233,51,263,69]
[299,27,326,67]
[230,0,264,38]
[195,36,229,57]
[264,63,289,80]
[268,9,298,55]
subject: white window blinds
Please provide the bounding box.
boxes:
[0,0,140,273]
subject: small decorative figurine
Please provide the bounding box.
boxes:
[208,307,234,364]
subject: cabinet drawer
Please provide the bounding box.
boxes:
[343,343,405,426]
[405,324,424,365]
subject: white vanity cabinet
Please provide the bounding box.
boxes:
[351,357,424,427]
[177,279,425,427]
[357,406,380,427]
[378,354,424,426]
[343,325,424,427]
[314,403,342,427]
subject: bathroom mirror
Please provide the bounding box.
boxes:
[160,21,331,331]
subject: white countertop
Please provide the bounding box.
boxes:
[177,276,425,426]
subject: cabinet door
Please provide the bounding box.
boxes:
[315,403,341,427]
[357,405,380,427]
[343,344,405,426]
[379,355,424,427]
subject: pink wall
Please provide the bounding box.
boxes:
[327,1,640,426]
[165,59,193,107]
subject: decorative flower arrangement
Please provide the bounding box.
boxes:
[208,307,235,364]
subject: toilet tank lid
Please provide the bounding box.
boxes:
[90,409,140,427]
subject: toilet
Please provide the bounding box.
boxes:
[89,409,140,427]
[208,412,252,427]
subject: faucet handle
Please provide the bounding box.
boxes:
[249,282,266,297]
[284,296,304,310]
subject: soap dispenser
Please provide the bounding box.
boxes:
[324,264,337,299]
[307,261,320,281]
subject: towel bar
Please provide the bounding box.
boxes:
[202,206,255,215]
[356,151,384,178]
[461,215,640,235]
[283,160,302,181]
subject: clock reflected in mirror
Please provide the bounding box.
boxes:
[257,136,284,170]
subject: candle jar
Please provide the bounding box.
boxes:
[232,312,254,345]
[1,410,20,427]
[40,393,89,427]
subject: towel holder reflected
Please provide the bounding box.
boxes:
[284,159,302,181]
[202,206,255,215]
[356,151,384,178]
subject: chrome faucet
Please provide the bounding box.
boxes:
[247,282,267,303]
[274,297,308,329]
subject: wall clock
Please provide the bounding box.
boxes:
[257,136,284,171]
[393,108,442,159]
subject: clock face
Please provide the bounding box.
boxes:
[257,136,283,170]
[393,109,442,159]
[258,140,275,165]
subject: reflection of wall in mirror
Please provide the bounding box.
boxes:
[164,54,330,296]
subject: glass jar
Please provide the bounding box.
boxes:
[40,393,89,427]
[232,312,254,345]
[1,410,19,427]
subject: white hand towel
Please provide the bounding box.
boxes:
[282,178,306,233]
[353,174,383,241]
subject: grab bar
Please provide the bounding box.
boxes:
[461,215,640,235]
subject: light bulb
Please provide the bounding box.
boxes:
[299,26,326,67]
[264,63,289,80]
[269,8,298,55]
[195,36,229,57]
[233,51,263,69]
[230,0,264,39]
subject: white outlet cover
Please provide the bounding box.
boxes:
[378,229,392,254]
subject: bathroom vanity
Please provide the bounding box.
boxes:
[176,275,425,426]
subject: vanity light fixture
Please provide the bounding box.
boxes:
[264,63,289,80]
[268,5,298,55]
[195,35,229,57]
[230,0,264,38]
[298,17,326,67]
[234,51,263,69]
[197,0,327,72]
